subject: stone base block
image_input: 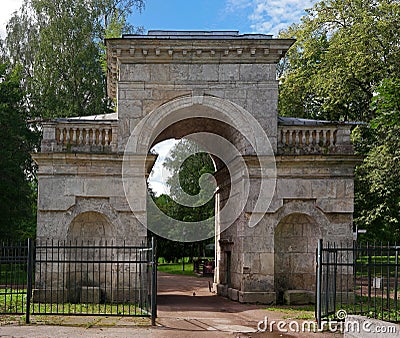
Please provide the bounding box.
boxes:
[80,287,101,303]
[239,291,276,304]
[228,288,239,301]
[110,288,140,303]
[284,290,314,305]
[216,284,228,297]
[33,289,68,303]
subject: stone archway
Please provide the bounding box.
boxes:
[32,31,358,305]
[122,93,277,295]
[274,213,321,302]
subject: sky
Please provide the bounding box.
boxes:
[0,0,316,195]
[0,0,316,38]
[130,0,316,36]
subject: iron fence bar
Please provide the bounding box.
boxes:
[359,243,364,315]
[373,244,377,318]
[380,242,383,320]
[80,241,83,315]
[151,236,157,326]
[325,242,330,318]
[333,243,337,317]
[386,243,390,321]
[26,238,33,324]
[110,240,114,313]
[316,238,322,328]
[34,244,151,250]
[367,243,371,315]
[97,240,101,314]
[104,239,108,315]
[395,246,398,321]
[34,259,150,264]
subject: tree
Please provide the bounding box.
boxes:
[163,139,216,225]
[0,63,38,240]
[278,0,400,121]
[5,0,144,118]
[148,139,216,262]
[278,0,400,242]
[354,79,400,242]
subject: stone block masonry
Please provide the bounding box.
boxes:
[33,31,360,304]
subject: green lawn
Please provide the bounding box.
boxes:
[265,306,315,320]
[0,289,149,316]
[157,263,196,276]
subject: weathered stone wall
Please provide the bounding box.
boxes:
[117,63,279,152]
[274,213,320,298]
[33,154,147,245]
[217,153,356,303]
[34,32,359,305]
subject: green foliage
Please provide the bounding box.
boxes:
[0,0,144,240]
[354,79,400,242]
[148,139,216,261]
[4,0,144,118]
[278,0,400,242]
[370,78,400,128]
[161,140,215,234]
[278,0,400,121]
[149,140,215,235]
[0,63,38,241]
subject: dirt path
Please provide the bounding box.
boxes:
[0,272,342,337]
[155,272,339,337]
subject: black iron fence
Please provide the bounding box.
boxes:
[316,239,400,327]
[0,238,157,324]
[0,240,31,317]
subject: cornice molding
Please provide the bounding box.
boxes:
[106,36,295,98]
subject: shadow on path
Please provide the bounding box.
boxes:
[155,272,303,337]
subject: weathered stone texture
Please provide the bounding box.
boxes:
[34,31,359,305]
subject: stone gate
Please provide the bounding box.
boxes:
[33,31,359,304]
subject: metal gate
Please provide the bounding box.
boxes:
[316,239,400,327]
[0,238,157,324]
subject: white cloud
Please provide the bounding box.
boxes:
[226,0,316,36]
[148,139,178,196]
[0,0,23,39]
[148,180,170,197]
[226,0,253,12]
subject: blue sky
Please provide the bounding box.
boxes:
[129,0,316,36]
[0,0,316,195]
[1,0,316,38]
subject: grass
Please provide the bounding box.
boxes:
[0,288,149,317]
[355,255,400,277]
[157,262,196,276]
[335,294,400,322]
[265,306,315,320]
